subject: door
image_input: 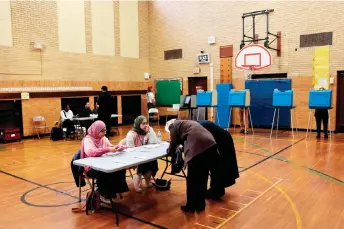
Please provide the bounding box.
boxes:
[188,77,208,95]
[188,77,208,120]
[336,71,344,132]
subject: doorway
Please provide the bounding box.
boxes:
[188,77,208,120]
[336,71,344,132]
[188,76,208,95]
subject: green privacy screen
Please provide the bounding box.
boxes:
[156,80,181,106]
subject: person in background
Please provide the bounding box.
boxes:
[92,102,99,114]
[197,120,239,200]
[165,119,217,213]
[315,108,328,139]
[239,108,249,134]
[146,86,155,110]
[123,116,159,192]
[60,104,75,136]
[80,120,128,203]
[79,102,93,130]
[98,86,113,137]
[79,102,92,117]
[314,87,329,139]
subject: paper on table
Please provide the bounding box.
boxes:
[143,144,160,149]
[104,152,121,156]
[123,148,135,152]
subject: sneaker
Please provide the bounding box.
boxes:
[240,129,245,134]
[100,195,111,205]
[316,133,320,139]
[324,134,328,139]
[133,174,142,192]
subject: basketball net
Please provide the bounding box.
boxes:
[243,66,256,80]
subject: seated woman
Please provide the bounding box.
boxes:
[80,120,129,202]
[124,116,159,192]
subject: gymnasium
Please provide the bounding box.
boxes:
[1,1,344,228]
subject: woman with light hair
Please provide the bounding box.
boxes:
[165,119,217,213]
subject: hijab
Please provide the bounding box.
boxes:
[132,116,148,136]
[80,120,106,158]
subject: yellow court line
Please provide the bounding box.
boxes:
[208,215,226,220]
[195,223,215,229]
[251,171,303,229]
[214,179,282,229]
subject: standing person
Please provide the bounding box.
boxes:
[197,120,239,200]
[80,121,129,202]
[98,86,113,137]
[165,119,217,213]
[315,108,329,139]
[146,86,156,122]
[239,108,249,134]
[146,86,155,110]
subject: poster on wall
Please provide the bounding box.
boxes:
[312,46,330,89]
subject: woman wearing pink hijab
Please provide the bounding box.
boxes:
[80,120,129,201]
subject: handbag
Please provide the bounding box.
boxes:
[154,178,172,191]
[171,147,184,174]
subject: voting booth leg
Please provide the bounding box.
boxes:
[227,107,232,131]
[248,107,254,135]
[270,108,277,138]
[294,109,299,134]
[276,108,280,134]
[328,109,333,140]
[291,108,295,139]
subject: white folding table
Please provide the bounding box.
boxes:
[73,142,169,226]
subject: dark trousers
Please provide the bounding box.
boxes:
[315,109,328,134]
[87,169,129,199]
[209,153,227,196]
[62,119,75,136]
[186,146,216,208]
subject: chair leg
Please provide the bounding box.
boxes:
[78,175,82,202]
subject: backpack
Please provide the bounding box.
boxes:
[51,127,64,141]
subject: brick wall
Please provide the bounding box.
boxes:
[0,1,151,83]
[148,1,344,129]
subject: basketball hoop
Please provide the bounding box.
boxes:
[242,65,257,80]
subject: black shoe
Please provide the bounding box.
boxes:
[316,134,320,139]
[206,189,225,200]
[180,205,205,213]
[324,134,328,139]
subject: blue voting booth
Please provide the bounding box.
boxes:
[273,89,294,107]
[309,90,332,108]
[196,91,212,106]
[245,79,291,128]
[228,90,250,107]
[215,84,232,128]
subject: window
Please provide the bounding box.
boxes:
[164,49,182,60]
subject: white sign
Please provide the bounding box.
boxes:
[21,92,30,100]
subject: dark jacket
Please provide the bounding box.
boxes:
[98,91,112,119]
[79,108,92,117]
[168,120,216,166]
[198,120,240,187]
[71,150,86,188]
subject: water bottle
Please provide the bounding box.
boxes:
[157,131,162,143]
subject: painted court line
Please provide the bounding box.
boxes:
[213,179,283,229]
[195,223,215,229]
[208,215,227,220]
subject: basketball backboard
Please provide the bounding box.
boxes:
[235,44,272,70]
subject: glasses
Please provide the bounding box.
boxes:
[141,122,148,125]
[100,129,107,133]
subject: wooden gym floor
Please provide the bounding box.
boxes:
[0,125,344,229]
